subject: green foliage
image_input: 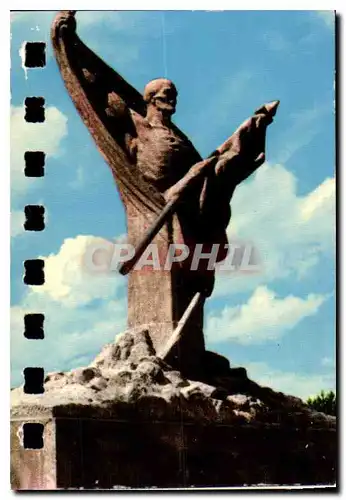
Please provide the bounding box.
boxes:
[306,390,336,416]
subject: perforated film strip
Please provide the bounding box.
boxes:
[21,41,46,450]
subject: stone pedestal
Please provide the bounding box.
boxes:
[11,404,336,490]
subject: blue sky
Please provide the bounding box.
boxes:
[10,10,335,398]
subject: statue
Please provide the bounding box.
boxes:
[51,11,279,376]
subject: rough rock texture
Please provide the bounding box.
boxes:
[11,328,335,427]
[11,328,336,489]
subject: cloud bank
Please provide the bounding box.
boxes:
[206,285,327,345]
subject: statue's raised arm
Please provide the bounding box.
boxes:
[51,10,165,215]
[51,11,146,116]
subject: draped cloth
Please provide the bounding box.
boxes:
[51,12,165,218]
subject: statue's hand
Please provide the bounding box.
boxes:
[52,10,77,39]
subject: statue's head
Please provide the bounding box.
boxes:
[143,78,178,117]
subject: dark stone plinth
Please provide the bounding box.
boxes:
[11,404,336,490]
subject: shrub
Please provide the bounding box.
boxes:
[306,390,336,416]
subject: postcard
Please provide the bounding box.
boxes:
[10,10,336,490]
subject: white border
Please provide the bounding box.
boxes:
[3,2,343,498]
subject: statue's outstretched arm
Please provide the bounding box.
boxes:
[163,101,279,204]
[214,100,279,185]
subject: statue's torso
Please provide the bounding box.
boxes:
[132,113,200,192]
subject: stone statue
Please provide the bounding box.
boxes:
[10,16,336,491]
[51,11,279,376]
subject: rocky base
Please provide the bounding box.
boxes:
[11,328,336,489]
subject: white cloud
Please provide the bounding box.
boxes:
[11,205,48,238]
[246,361,335,400]
[11,106,68,197]
[11,296,127,388]
[11,234,127,386]
[300,176,335,224]
[206,285,326,345]
[30,234,125,307]
[213,164,335,297]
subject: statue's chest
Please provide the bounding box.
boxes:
[138,125,188,161]
[135,124,192,189]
